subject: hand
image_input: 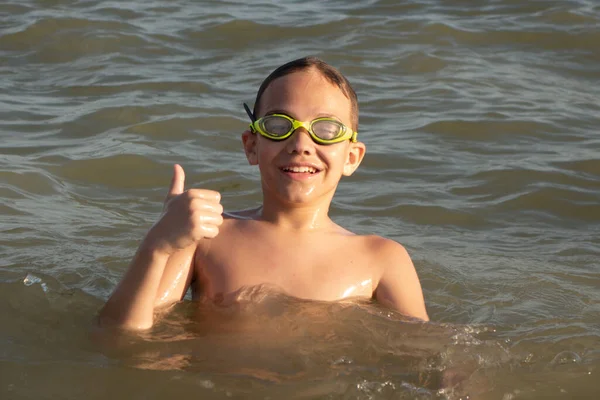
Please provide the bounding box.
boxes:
[145,164,223,254]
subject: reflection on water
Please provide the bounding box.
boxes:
[95,285,507,399]
[1,268,598,399]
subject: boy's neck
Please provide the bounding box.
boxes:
[258,198,333,231]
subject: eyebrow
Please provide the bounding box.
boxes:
[264,109,341,121]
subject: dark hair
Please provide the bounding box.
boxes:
[252,56,359,131]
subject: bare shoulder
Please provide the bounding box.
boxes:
[331,230,411,266]
[360,235,429,321]
[358,235,412,270]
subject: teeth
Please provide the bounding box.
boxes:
[283,166,317,173]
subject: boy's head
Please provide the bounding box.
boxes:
[242,57,366,205]
[251,56,359,132]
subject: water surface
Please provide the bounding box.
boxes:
[1,0,599,398]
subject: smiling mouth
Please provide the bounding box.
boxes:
[280,166,320,174]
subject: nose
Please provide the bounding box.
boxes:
[285,128,315,155]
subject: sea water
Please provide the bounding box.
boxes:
[1,0,599,398]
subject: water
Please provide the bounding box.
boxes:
[1,0,599,398]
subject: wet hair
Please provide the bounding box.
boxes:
[252,56,359,131]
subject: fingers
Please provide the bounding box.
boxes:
[186,188,221,203]
[200,224,220,239]
[189,200,224,215]
[167,164,185,200]
[189,207,223,241]
[160,164,224,244]
[192,210,224,226]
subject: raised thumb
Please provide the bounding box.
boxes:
[167,164,185,199]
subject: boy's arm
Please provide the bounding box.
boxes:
[98,165,222,330]
[373,239,429,321]
[153,245,197,308]
[98,243,196,330]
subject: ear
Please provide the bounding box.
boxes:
[342,141,366,176]
[242,130,258,165]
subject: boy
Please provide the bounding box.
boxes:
[99,57,429,330]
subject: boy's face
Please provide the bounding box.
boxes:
[242,69,366,205]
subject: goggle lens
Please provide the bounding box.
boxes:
[312,120,344,140]
[259,115,345,141]
[262,116,293,137]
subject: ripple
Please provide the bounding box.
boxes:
[91,6,145,20]
[0,17,136,50]
[453,168,600,204]
[58,80,210,97]
[533,8,600,26]
[422,21,600,52]
[553,159,600,180]
[49,154,164,189]
[393,51,450,74]
[420,119,560,141]
[183,19,346,51]
[1,169,61,196]
[386,204,488,229]
[492,186,600,223]
[0,3,34,15]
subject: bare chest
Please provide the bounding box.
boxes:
[193,225,375,302]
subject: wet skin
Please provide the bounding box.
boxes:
[100,68,428,330]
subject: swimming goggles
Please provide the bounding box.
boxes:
[244,103,357,145]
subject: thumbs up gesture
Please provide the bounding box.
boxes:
[146,164,223,254]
